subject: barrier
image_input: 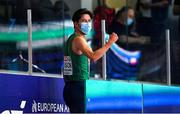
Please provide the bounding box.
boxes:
[0,73,68,113]
[1,73,180,113]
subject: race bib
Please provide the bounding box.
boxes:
[64,56,73,75]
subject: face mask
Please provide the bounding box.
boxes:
[80,22,92,35]
[127,18,133,26]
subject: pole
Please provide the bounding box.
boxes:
[101,20,106,80]
[27,9,33,75]
[166,29,171,85]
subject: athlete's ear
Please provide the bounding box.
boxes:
[74,21,81,31]
[74,22,78,28]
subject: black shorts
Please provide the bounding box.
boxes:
[63,81,86,113]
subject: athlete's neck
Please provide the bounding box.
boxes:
[75,31,85,37]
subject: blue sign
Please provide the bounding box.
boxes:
[0,73,69,113]
[1,73,180,113]
[86,80,142,113]
[86,80,180,113]
[143,84,180,113]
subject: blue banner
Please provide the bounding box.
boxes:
[1,73,180,113]
[86,80,142,113]
[0,73,69,113]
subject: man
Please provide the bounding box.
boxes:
[63,8,118,113]
[111,7,150,48]
[111,7,136,37]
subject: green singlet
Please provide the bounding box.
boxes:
[63,33,89,81]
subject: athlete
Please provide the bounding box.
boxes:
[63,8,118,113]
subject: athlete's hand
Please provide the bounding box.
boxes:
[108,32,118,44]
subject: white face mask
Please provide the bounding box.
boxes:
[80,22,92,35]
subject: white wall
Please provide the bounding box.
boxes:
[81,0,93,11]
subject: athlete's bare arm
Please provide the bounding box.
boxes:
[72,33,118,62]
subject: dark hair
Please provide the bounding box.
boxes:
[72,8,93,22]
[115,6,133,19]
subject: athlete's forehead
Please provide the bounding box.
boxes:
[79,14,92,23]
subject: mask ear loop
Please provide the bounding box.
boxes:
[74,22,83,34]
